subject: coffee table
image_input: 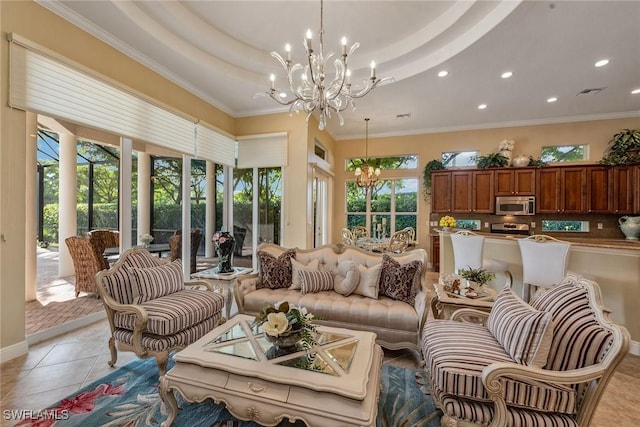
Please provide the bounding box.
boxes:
[159,314,382,427]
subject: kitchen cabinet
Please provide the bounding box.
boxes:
[430,171,451,213]
[612,166,635,214]
[537,167,586,213]
[586,166,611,213]
[451,171,494,213]
[431,234,440,272]
[494,168,536,196]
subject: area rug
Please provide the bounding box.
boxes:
[18,357,441,427]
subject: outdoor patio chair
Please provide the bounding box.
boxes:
[65,236,103,297]
[169,229,203,273]
[88,229,120,269]
[95,248,225,375]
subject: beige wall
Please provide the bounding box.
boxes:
[332,117,640,249]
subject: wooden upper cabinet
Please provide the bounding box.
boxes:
[612,166,635,214]
[451,170,494,213]
[494,168,536,196]
[586,166,611,213]
[560,167,587,213]
[536,168,561,213]
[451,171,472,212]
[472,170,495,213]
[430,171,451,213]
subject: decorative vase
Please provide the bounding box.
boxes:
[213,231,236,273]
[265,329,303,349]
[618,216,640,241]
[512,155,530,167]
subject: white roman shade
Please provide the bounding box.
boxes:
[195,123,236,167]
[237,133,288,168]
[8,34,196,155]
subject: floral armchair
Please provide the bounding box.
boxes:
[95,248,225,375]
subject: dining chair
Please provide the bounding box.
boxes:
[341,228,355,245]
[352,225,369,239]
[386,229,411,253]
[450,230,512,287]
[518,234,571,302]
[402,226,416,247]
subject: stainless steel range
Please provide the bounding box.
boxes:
[490,223,531,235]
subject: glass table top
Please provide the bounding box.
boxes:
[202,318,358,376]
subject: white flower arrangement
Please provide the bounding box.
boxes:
[139,233,154,244]
[255,301,320,349]
[498,139,515,152]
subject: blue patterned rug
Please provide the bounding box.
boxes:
[17,357,441,427]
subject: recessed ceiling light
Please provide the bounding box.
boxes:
[501,71,513,79]
[547,97,558,103]
[478,104,487,110]
[437,70,448,77]
[632,88,640,95]
[594,59,609,67]
[279,92,287,98]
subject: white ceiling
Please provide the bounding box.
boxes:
[41,0,640,140]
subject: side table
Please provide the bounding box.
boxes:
[431,282,497,320]
[191,267,252,319]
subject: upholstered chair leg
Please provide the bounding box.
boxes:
[107,336,118,367]
[156,352,170,376]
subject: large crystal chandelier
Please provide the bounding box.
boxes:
[263,0,392,131]
[355,118,380,189]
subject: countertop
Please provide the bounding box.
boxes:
[434,229,640,251]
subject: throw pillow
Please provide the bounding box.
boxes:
[353,263,382,299]
[333,260,360,296]
[290,258,320,290]
[129,259,184,304]
[378,254,423,305]
[487,287,554,367]
[256,249,296,289]
[300,269,334,294]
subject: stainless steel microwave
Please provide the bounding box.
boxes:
[495,196,535,215]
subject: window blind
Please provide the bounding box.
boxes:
[9,34,196,155]
[237,133,288,168]
[195,123,236,167]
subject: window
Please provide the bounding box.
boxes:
[346,155,417,172]
[442,151,479,167]
[456,219,481,230]
[314,140,327,160]
[541,220,589,232]
[346,178,418,240]
[540,145,588,163]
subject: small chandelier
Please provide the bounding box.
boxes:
[263,0,392,131]
[355,118,380,189]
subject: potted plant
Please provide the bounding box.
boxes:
[474,152,510,169]
[422,159,445,200]
[599,129,640,165]
[458,267,496,288]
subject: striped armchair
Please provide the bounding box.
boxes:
[422,274,629,427]
[95,248,225,375]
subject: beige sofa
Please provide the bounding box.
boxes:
[234,243,429,351]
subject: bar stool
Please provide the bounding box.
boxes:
[518,234,571,302]
[450,230,513,287]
